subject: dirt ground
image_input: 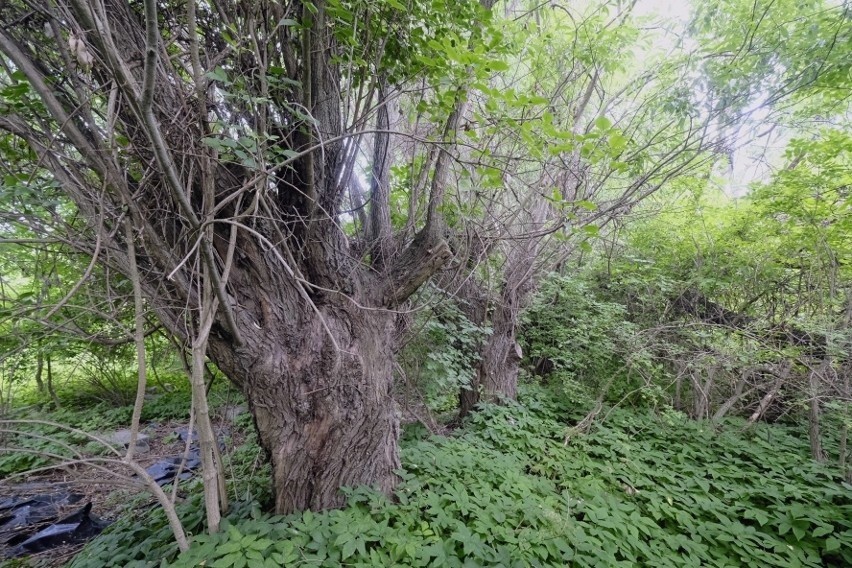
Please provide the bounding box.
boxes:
[1,412,246,567]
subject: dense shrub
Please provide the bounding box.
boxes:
[521,275,653,402]
[398,296,491,411]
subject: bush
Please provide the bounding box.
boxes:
[521,274,651,402]
[398,296,491,412]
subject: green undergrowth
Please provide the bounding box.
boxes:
[66,387,852,568]
[0,380,242,478]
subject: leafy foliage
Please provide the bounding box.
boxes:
[74,388,852,567]
[521,274,653,402]
[68,493,212,568]
[0,0,849,564]
[398,296,492,411]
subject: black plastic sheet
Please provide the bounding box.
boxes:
[1,494,107,558]
[142,450,201,486]
[0,492,84,546]
[14,503,108,554]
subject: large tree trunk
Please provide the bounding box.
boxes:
[457,252,536,418]
[458,302,522,417]
[480,304,524,403]
[220,309,399,513]
[455,203,549,418]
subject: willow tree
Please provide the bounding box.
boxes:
[443,2,723,415]
[449,0,851,414]
[0,0,500,513]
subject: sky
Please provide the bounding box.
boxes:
[633,0,693,24]
[632,0,785,197]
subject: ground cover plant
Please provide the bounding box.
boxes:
[60,387,852,568]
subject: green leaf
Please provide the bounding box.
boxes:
[214,541,243,555]
[608,133,628,153]
[212,552,242,568]
[205,67,228,83]
[250,537,275,551]
[201,137,225,151]
[824,537,840,552]
[341,538,358,559]
[551,188,563,203]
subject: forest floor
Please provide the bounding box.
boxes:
[1,384,851,567]
[1,384,251,567]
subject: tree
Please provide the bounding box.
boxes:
[598,122,850,448]
[444,1,723,415]
[0,0,499,514]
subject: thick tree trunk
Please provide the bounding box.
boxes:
[458,319,522,419]
[481,310,523,403]
[808,359,827,462]
[210,302,399,514]
[455,203,549,419]
[0,0,458,520]
[458,289,525,418]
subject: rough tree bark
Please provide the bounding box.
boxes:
[457,201,549,418]
[209,298,400,513]
[807,359,828,462]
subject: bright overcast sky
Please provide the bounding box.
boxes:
[634,0,693,23]
[633,0,787,197]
